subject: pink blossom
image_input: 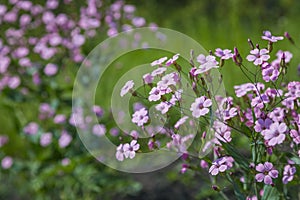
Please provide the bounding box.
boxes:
[166,53,180,66]
[190,96,212,118]
[120,80,134,97]
[1,156,13,169]
[209,156,234,175]
[44,63,58,76]
[40,132,52,147]
[157,72,178,88]
[262,122,287,146]
[195,55,219,74]
[116,144,125,161]
[214,48,233,60]
[123,140,140,159]
[132,107,149,126]
[23,122,39,135]
[150,56,167,66]
[143,73,154,84]
[282,165,296,184]
[151,67,167,76]
[246,48,270,65]
[92,124,106,136]
[290,129,300,144]
[174,116,189,129]
[155,102,171,114]
[255,162,278,185]
[59,130,72,148]
[53,114,66,124]
[262,30,284,43]
[0,135,8,147]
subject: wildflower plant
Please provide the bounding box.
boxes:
[114,30,300,199]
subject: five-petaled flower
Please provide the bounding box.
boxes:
[214,48,233,60]
[262,122,287,146]
[255,162,278,185]
[246,48,270,65]
[132,107,149,126]
[195,54,219,74]
[190,96,212,118]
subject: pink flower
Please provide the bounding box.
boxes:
[151,67,167,76]
[195,55,219,74]
[190,96,212,118]
[214,48,233,60]
[143,73,154,84]
[132,108,149,126]
[0,135,8,147]
[262,122,287,146]
[246,48,270,65]
[44,63,58,76]
[157,72,178,88]
[61,158,70,166]
[120,80,134,97]
[155,102,171,114]
[92,124,106,136]
[290,129,300,144]
[166,53,180,66]
[116,144,125,161]
[123,140,140,159]
[53,114,66,124]
[1,156,13,169]
[40,132,52,147]
[59,130,72,148]
[174,116,189,129]
[209,156,234,175]
[262,30,284,43]
[255,162,278,185]
[282,165,296,184]
[148,86,171,102]
[23,122,39,135]
[150,56,167,66]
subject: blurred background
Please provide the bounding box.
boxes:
[0,0,300,199]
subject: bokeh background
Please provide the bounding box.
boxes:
[0,0,300,199]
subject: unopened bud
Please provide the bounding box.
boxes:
[212,185,220,191]
[255,44,259,49]
[284,31,295,44]
[247,38,254,49]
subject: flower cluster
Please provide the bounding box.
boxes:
[118,30,300,199]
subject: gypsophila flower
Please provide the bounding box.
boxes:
[282,165,296,184]
[132,107,149,126]
[209,156,234,175]
[261,30,284,43]
[268,107,285,122]
[148,86,172,102]
[214,48,233,60]
[190,96,212,118]
[123,140,140,159]
[262,63,279,82]
[255,162,278,185]
[262,122,287,146]
[40,132,52,147]
[143,73,154,84]
[246,48,270,65]
[120,80,134,97]
[157,72,178,88]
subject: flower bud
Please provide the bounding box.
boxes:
[247,38,254,49]
[284,31,295,44]
[267,41,273,53]
[212,185,220,191]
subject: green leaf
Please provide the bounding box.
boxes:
[262,185,280,200]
